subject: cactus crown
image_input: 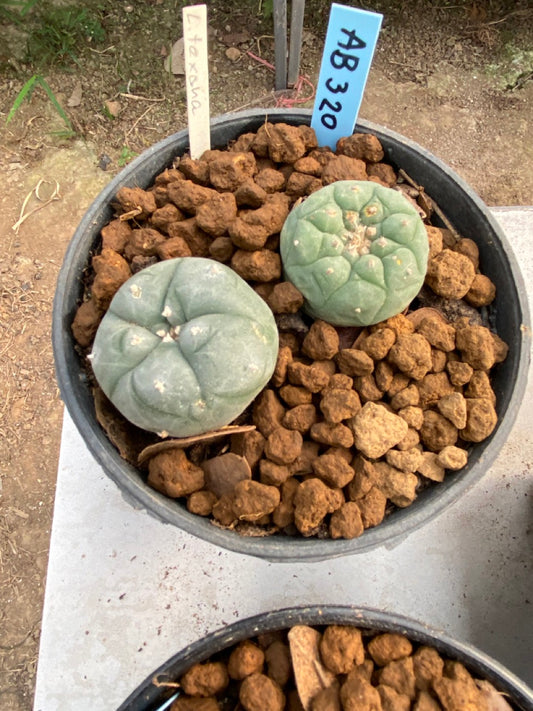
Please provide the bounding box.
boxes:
[280,180,429,326]
[90,257,279,438]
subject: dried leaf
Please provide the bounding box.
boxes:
[138,425,256,466]
[201,452,251,498]
[104,100,121,117]
[415,287,484,326]
[164,37,185,75]
[351,327,369,349]
[475,680,514,710]
[234,521,278,537]
[94,387,154,464]
[336,326,363,350]
[288,625,336,710]
[467,3,487,23]
[395,184,427,219]
[221,30,251,46]
[67,82,83,107]
[406,306,450,327]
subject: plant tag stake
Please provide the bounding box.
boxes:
[182,4,210,159]
[311,3,382,149]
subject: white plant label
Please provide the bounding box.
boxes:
[182,4,210,159]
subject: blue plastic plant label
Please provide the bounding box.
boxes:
[311,3,383,149]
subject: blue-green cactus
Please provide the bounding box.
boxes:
[90,257,279,437]
[280,181,429,326]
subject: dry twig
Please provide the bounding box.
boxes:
[125,104,157,139]
[11,180,61,235]
[119,93,165,102]
[398,169,461,240]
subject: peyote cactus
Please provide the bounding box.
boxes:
[280,180,429,326]
[90,257,279,438]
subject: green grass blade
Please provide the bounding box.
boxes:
[0,0,37,22]
[36,75,73,130]
[6,74,38,124]
[20,0,38,16]
[0,8,18,22]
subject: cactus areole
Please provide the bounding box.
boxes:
[90,258,279,438]
[280,180,429,326]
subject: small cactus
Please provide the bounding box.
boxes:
[90,257,279,437]
[280,180,429,326]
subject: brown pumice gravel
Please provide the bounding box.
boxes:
[167,624,515,711]
[72,122,507,540]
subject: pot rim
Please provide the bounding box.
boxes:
[52,108,532,562]
[117,604,533,711]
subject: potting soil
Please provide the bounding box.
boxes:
[163,624,516,710]
[71,122,508,540]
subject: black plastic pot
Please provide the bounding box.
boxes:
[117,605,533,711]
[52,108,531,562]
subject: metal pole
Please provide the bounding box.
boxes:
[273,0,287,90]
[288,0,305,87]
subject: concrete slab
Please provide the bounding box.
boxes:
[34,209,533,710]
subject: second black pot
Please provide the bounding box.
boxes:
[117,605,533,711]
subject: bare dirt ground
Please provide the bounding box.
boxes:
[0,0,532,708]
